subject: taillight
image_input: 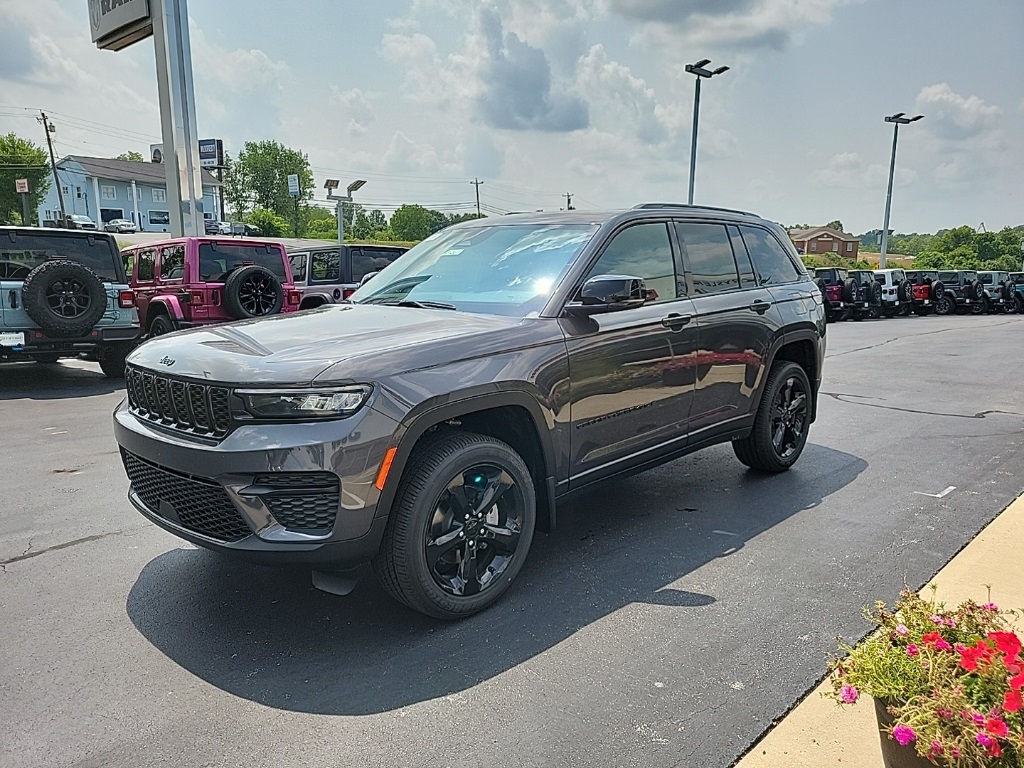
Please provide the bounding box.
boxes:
[288,290,301,305]
[190,291,205,305]
[118,290,135,308]
[342,288,355,300]
[960,286,969,294]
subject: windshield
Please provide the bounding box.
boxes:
[351,223,599,316]
[198,243,288,282]
[0,233,123,282]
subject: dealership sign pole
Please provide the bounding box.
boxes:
[89,0,203,237]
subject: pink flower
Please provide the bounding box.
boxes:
[973,713,986,726]
[977,733,995,748]
[907,644,919,657]
[840,685,858,704]
[895,624,909,637]
[892,725,916,746]
[983,602,999,611]
[936,708,954,720]
[935,638,952,652]
[928,740,944,757]
[930,614,943,624]
[944,617,956,627]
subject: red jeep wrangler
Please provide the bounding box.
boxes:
[122,238,299,336]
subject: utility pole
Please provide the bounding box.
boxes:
[38,112,66,223]
[470,178,483,217]
[563,192,574,210]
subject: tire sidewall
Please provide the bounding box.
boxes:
[149,314,175,336]
[386,436,537,618]
[223,266,284,320]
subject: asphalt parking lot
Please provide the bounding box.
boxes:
[2,314,1023,768]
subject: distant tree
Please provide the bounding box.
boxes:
[221,152,248,219]
[0,133,51,225]
[389,204,433,241]
[826,219,844,232]
[116,151,145,162]
[245,208,289,237]
[366,209,388,233]
[222,140,314,223]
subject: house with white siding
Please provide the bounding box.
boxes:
[37,156,221,232]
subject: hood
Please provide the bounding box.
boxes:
[125,304,529,385]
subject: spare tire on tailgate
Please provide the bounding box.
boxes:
[22,259,107,338]
[223,265,284,320]
[930,280,944,301]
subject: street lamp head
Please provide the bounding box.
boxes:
[712,66,730,75]
[347,179,367,194]
[909,114,924,122]
[694,58,711,68]
[324,179,340,191]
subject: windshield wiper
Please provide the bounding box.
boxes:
[367,298,457,311]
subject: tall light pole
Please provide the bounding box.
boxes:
[685,58,729,205]
[879,112,923,268]
[325,178,366,242]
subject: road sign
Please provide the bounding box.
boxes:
[287,174,300,197]
[198,138,223,168]
[15,179,29,194]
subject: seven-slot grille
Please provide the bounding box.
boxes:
[122,451,252,542]
[125,365,232,438]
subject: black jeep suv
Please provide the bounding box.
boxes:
[113,205,826,619]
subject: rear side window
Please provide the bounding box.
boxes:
[675,222,740,295]
[728,226,757,288]
[740,226,800,286]
[136,249,156,281]
[962,271,977,282]
[938,271,957,283]
[160,245,185,281]
[198,243,286,282]
[289,253,307,282]
[310,250,340,282]
[980,273,993,284]
[352,247,405,282]
[0,233,123,282]
[586,222,679,301]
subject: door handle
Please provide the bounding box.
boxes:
[661,313,692,331]
[749,300,771,314]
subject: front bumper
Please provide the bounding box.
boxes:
[113,399,399,566]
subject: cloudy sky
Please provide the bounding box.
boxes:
[1,0,1021,234]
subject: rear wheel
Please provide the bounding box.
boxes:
[1015,295,1024,315]
[33,352,61,365]
[373,432,537,619]
[733,361,811,473]
[148,314,176,337]
[972,297,988,315]
[935,294,954,316]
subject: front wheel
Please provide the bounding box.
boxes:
[97,343,132,378]
[733,361,812,473]
[373,432,537,619]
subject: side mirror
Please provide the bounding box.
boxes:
[565,274,648,315]
[358,271,379,287]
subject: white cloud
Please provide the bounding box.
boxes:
[915,83,1002,146]
[810,151,917,189]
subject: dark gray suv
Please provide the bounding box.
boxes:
[113,205,826,619]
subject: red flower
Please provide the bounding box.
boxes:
[986,717,1009,738]
[989,631,1023,659]
[959,640,997,672]
[921,631,952,652]
[1003,690,1022,714]
[1011,671,1024,691]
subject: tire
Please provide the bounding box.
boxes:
[223,265,284,320]
[21,260,107,338]
[930,281,944,301]
[972,296,988,315]
[935,293,954,316]
[148,313,176,337]
[372,431,537,619]
[851,310,864,321]
[97,343,131,378]
[33,352,61,365]
[1003,282,1016,312]
[897,280,913,303]
[969,280,984,301]
[842,278,856,304]
[866,281,882,306]
[732,361,812,473]
[1015,295,1024,315]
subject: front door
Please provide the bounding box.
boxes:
[563,221,698,485]
[680,222,780,437]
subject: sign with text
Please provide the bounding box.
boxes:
[15,179,29,194]
[198,138,223,168]
[287,174,301,197]
[89,0,152,51]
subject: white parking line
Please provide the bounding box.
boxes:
[914,486,956,498]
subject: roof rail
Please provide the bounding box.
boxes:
[632,203,757,217]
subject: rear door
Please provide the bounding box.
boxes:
[680,222,779,436]
[0,246,33,329]
[132,247,158,327]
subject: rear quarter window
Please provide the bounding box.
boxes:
[0,233,123,282]
[198,243,287,282]
[739,226,801,286]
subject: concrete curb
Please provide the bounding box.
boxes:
[736,492,1024,767]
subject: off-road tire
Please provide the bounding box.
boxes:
[969,280,984,301]
[865,281,882,306]
[842,278,856,304]
[935,293,954,316]
[972,296,989,315]
[1015,295,1024,315]
[897,280,913,303]
[21,260,107,338]
[930,280,945,301]
[223,265,284,320]
[97,342,131,378]
[372,431,537,619]
[732,361,812,473]
[148,313,176,337]
[33,352,61,365]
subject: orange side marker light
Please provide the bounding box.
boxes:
[375,447,398,491]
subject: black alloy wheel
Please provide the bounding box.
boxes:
[238,273,280,316]
[972,297,988,315]
[424,464,526,598]
[936,294,954,316]
[46,277,94,318]
[148,314,175,337]
[374,432,537,619]
[733,360,812,472]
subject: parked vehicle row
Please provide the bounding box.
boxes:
[813,267,1022,322]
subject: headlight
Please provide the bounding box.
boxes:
[237,386,371,420]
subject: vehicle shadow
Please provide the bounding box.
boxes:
[0,360,122,400]
[126,443,866,715]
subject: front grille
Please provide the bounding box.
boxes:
[254,472,339,533]
[126,365,231,438]
[122,451,252,542]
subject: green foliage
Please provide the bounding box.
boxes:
[389,204,434,241]
[801,254,872,270]
[115,151,145,162]
[0,133,51,225]
[826,219,844,232]
[245,208,290,237]
[222,141,314,223]
[305,216,338,240]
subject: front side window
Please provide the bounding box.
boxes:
[289,253,308,283]
[352,223,598,317]
[676,222,739,295]
[136,249,156,281]
[310,250,340,282]
[160,245,185,281]
[585,223,678,302]
[741,226,801,286]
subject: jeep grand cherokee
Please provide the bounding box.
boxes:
[113,205,826,619]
